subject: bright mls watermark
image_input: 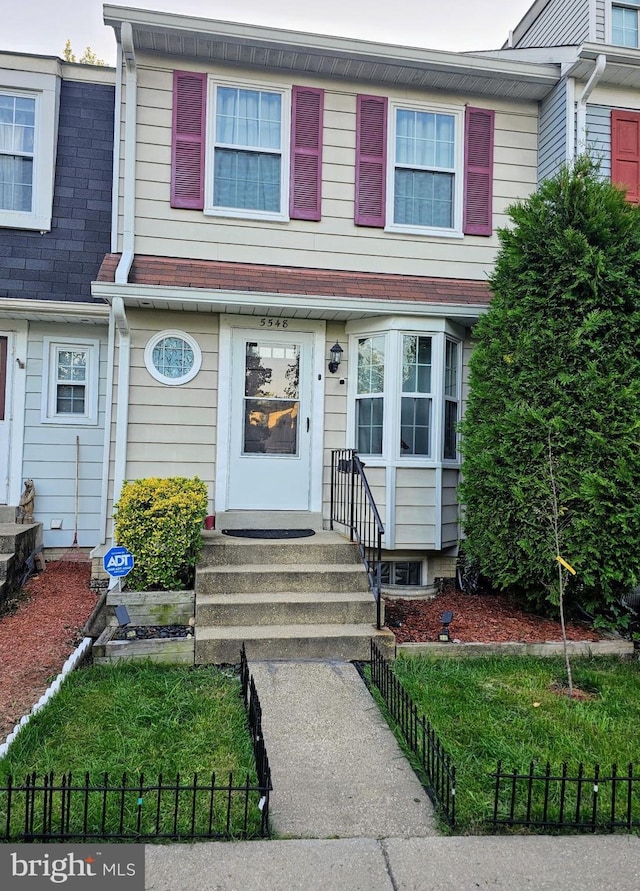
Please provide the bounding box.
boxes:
[0,845,144,889]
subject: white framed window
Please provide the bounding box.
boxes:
[144,330,202,385]
[401,334,432,456]
[349,323,463,463]
[612,1,640,46]
[381,560,423,586]
[206,79,290,221]
[387,100,464,237]
[42,338,99,425]
[355,335,385,455]
[0,71,58,231]
[443,338,461,461]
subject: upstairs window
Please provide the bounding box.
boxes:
[0,71,57,231]
[171,72,323,221]
[393,109,456,230]
[213,86,284,216]
[0,93,35,214]
[612,2,640,46]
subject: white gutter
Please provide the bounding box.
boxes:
[111,296,131,512]
[576,54,606,154]
[115,22,136,284]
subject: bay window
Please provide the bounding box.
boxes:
[350,325,462,463]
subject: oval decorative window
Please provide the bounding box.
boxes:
[144,330,202,385]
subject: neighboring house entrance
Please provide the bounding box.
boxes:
[0,334,11,503]
[218,318,325,512]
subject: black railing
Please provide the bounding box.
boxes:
[330,449,384,629]
[369,641,456,827]
[0,650,271,842]
[491,760,640,832]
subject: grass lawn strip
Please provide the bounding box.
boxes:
[0,663,261,839]
[392,654,640,831]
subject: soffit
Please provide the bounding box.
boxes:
[104,6,559,101]
[568,44,640,90]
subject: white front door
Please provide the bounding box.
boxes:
[0,334,12,503]
[227,327,315,510]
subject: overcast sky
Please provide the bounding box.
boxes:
[4,1,536,64]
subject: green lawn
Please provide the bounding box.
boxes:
[390,654,640,831]
[0,663,263,840]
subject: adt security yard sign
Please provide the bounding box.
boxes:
[103,546,135,578]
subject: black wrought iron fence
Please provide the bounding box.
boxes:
[0,649,271,842]
[330,449,384,629]
[369,640,456,826]
[491,760,640,832]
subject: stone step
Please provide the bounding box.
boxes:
[196,590,379,627]
[0,506,17,523]
[199,534,361,567]
[0,554,12,584]
[196,563,370,596]
[195,623,396,664]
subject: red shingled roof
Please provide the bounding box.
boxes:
[96,254,491,306]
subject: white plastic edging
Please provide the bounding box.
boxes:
[0,636,93,760]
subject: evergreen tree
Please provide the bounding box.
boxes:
[458,157,640,621]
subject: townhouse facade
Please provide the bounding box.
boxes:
[0,52,114,547]
[88,5,560,587]
[4,1,639,590]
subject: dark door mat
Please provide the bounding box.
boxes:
[221,528,316,539]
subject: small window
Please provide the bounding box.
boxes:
[144,331,202,385]
[209,83,288,219]
[613,2,640,46]
[356,335,385,455]
[443,339,460,460]
[401,334,432,456]
[42,338,99,424]
[381,561,422,586]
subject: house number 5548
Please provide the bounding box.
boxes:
[260,318,289,328]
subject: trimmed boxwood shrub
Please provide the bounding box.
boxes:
[113,477,208,591]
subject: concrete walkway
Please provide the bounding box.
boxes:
[249,660,437,838]
[143,660,640,890]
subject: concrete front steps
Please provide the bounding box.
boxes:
[194,527,395,663]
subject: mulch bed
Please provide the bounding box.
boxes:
[385,590,602,644]
[0,559,96,742]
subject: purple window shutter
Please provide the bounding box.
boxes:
[463,106,494,236]
[355,95,387,227]
[290,86,324,221]
[171,71,206,210]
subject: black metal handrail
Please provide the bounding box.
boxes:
[330,449,384,629]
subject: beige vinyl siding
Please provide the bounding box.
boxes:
[394,467,437,548]
[124,57,539,282]
[595,0,606,42]
[107,310,219,525]
[322,323,348,519]
[441,468,460,548]
[22,322,108,548]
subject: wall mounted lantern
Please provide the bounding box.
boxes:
[328,342,343,373]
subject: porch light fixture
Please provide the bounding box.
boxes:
[438,610,453,642]
[328,342,343,373]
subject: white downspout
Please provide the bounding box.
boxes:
[112,296,131,515]
[97,309,116,545]
[110,42,122,254]
[576,54,606,156]
[115,21,136,284]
